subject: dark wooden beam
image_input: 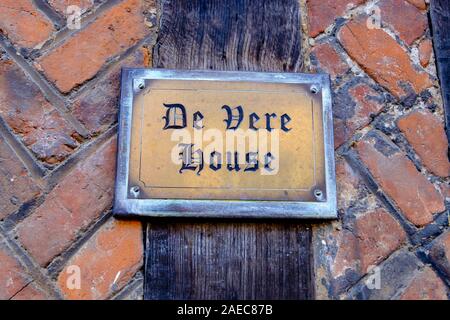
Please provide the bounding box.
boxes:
[430,0,450,143]
[145,0,312,300]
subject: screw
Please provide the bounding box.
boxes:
[134,79,145,92]
[130,186,140,198]
[314,189,324,201]
[310,85,320,94]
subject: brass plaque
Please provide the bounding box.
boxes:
[114,69,336,219]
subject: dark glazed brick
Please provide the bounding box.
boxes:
[0,58,79,165]
[346,250,421,300]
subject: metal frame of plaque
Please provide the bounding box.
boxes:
[114,69,337,219]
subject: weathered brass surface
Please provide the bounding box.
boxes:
[128,79,325,202]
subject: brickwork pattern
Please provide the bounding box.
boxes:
[0,0,156,300]
[0,0,448,300]
[306,0,450,299]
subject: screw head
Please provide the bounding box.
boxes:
[134,79,145,92]
[314,189,324,201]
[130,186,140,198]
[310,85,320,94]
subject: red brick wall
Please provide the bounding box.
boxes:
[0,0,448,300]
[306,0,450,299]
[0,0,156,300]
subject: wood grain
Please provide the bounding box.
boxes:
[153,0,303,72]
[145,0,312,300]
[145,222,312,300]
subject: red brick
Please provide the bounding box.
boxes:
[16,137,117,266]
[320,158,371,295]
[338,16,432,99]
[71,47,150,134]
[0,244,30,299]
[429,231,450,278]
[306,0,365,37]
[0,59,79,165]
[398,110,450,177]
[344,249,423,299]
[330,230,359,280]
[379,0,427,45]
[48,0,94,16]
[57,219,143,300]
[334,83,385,148]
[335,157,363,209]
[418,39,433,68]
[0,138,41,220]
[333,208,406,278]
[354,209,407,272]
[356,131,445,227]
[37,0,156,93]
[406,0,427,10]
[400,267,448,300]
[11,282,50,300]
[0,0,54,48]
[310,42,349,80]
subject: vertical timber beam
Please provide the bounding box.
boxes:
[144,0,313,300]
[430,0,450,143]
